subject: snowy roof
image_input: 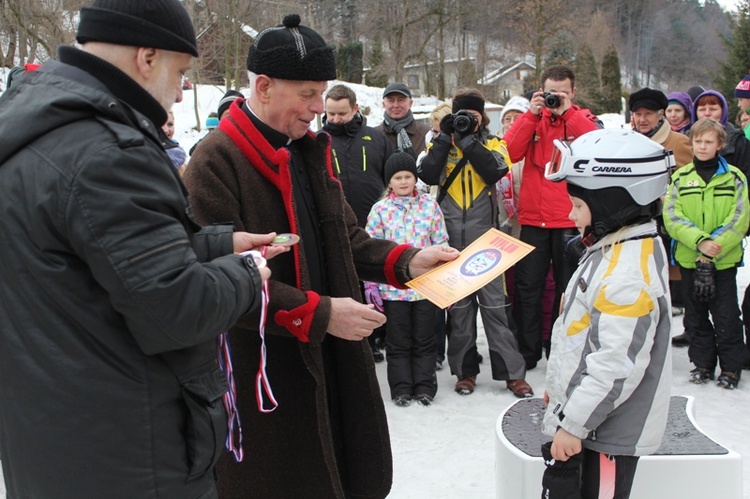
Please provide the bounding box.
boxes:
[478,61,536,85]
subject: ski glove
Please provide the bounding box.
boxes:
[693,260,716,302]
[363,282,384,312]
[439,114,455,135]
[540,441,583,499]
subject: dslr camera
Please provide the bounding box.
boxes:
[452,110,478,134]
[542,90,561,108]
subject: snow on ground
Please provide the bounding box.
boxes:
[1,84,748,498]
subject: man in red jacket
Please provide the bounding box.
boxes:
[503,65,600,369]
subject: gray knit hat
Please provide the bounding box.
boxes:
[246,14,336,81]
[76,0,198,57]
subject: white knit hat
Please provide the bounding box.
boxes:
[500,96,531,123]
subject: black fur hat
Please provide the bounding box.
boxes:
[77,0,198,57]
[246,14,336,81]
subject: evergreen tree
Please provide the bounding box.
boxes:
[715,0,750,103]
[573,44,602,115]
[365,35,389,88]
[337,41,363,83]
[600,45,622,113]
[544,32,575,68]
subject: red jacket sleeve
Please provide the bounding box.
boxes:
[503,110,542,163]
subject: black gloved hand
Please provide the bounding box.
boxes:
[693,260,716,302]
[439,114,454,135]
[540,441,583,499]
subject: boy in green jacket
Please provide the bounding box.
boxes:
[664,118,750,389]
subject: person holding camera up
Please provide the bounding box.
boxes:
[419,88,532,398]
[503,65,600,371]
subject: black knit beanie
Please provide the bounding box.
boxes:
[217,90,243,117]
[385,152,419,184]
[77,0,198,57]
[247,14,336,81]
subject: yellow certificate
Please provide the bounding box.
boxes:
[406,228,534,309]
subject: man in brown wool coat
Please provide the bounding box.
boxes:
[183,14,458,499]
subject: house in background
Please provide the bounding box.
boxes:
[478,60,536,103]
[368,58,477,98]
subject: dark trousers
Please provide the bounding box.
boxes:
[434,308,453,363]
[580,449,639,499]
[740,285,750,360]
[682,266,749,372]
[383,300,438,398]
[512,225,579,368]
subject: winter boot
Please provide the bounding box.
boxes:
[717,370,741,390]
[689,367,715,384]
[540,441,582,499]
[392,394,412,407]
[414,393,434,406]
[454,376,476,395]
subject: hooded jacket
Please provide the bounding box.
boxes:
[503,105,600,228]
[692,90,750,178]
[323,112,392,227]
[543,222,672,456]
[0,48,262,498]
[664,156,749,269]
[666,91,693,135]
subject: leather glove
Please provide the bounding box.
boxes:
[363,282,384,312]
[693,260,716,302]
[439,114,455,135]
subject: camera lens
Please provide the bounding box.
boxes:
[543,92,561,108]
[454,115,471,134]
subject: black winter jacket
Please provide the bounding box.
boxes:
[323,113,392,227]
[0,49,262,498]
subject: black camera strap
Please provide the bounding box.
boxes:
[437,157,468,204]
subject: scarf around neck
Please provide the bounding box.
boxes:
[669,118,691,133]
[382,110,415,153]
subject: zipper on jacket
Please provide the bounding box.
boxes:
[461,167,468,247]
[362,146,366,171]
[129,239,190,264]
[332,149,340,174]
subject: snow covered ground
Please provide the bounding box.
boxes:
[1,83,748,498]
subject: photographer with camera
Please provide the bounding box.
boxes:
[503,66,600,371]
[419,88,532,398]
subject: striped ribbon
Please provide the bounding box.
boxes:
[255,277,278,413]
[218,331,244,462]
[218,247,278,462]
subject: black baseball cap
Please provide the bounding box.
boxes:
[383,82,411,98]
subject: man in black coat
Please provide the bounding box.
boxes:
[0,1,278,497]
[323,84,394,361]
[323,84,392,228]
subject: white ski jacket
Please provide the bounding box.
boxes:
[543,222,672,456]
